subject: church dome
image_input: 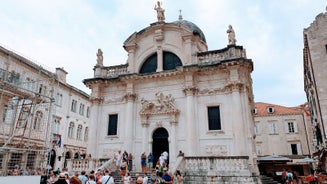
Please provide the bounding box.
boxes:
[124,19,206,45]
[171,20,206,43]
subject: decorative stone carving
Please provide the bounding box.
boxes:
[90,97,104,104]
[197,82,245,95]
[205,145,228,156]
[124,92,136,102]
[156,121,163,128]
[140,92,179,126]
[183,86,198,96]
[140,92,179,116]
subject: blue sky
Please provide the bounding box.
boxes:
[0,0,325,107]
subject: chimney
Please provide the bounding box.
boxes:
[55,67,68,83]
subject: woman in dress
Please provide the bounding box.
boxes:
[141,152,147,173]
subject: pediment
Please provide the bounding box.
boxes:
[140,92,179,116]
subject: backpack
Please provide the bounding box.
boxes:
[286,173,293,181]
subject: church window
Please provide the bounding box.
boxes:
[140,52,182,74]
[163,52,182,70]
[140,53,157,74]
[108,114,118,136]
[207,106,221,130]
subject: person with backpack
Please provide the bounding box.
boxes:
[286,170,293,184]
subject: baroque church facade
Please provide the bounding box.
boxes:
[84,3,259,180]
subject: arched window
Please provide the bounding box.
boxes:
[74,152,79,159]
[84,127,89,142]
[140,53,157,74]
[33,111,43,130]
[140,52,182,74]
[76,125,82,140]
[68,122,74,139]
[163,52,182,70]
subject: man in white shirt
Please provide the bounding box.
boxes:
[99,170,114,184]
[143,173,148,184]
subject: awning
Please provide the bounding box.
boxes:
[257,155,292,163]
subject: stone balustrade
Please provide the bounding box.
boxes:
[179,156,261,184]
[197,45,247,65]
[71,159,90,172]
[96,64,128,78]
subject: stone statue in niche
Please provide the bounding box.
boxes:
[227,25,236,45]
[154,1,165,22]
[96,48,103,66]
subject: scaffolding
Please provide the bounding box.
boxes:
[0,67,56,176]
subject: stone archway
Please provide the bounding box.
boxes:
[47,149,56,170]
[152,127,169,167]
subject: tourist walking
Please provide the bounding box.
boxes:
[174,170,184,184]
[127,153,134,172]
[115,150,123,171]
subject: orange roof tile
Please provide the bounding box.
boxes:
[254,102,302,116]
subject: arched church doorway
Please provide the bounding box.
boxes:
[64,151,71,168]
[152,127,169,167]
[47,149,56,170]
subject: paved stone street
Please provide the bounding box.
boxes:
[0,176,41,184]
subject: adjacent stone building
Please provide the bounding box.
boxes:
[0,46,91,175]
[254,102,314,175]
[303,6,327,171]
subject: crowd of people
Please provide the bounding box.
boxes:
[46,150,184,184]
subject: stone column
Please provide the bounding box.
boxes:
[125,44,137,73]
[124,92,136,152]
[183,86,198,156]
[156,46,163,72]
[231,84,245,155]
[141,121,149,153]
[170,120,177,167]
[154,29,164,72]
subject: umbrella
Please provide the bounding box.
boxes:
[297,157,317,174]
[297,157,317,164]
[257,155,292,163]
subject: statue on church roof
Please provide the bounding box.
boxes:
[227,25,236,45]
[96,48,103,66]
[154,1,165,22]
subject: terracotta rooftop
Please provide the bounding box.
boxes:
[254,102,303,116]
